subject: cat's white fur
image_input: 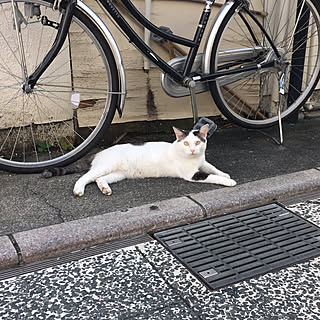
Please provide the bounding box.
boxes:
[73,124,236,196]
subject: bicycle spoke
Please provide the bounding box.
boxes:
[0,84,20,90]
[0,126,13,154]
[0,46,23,85]
[210,0,320,128]
[234,15,257,48]
[38,71,74,85]
[29,122,39,162]
[0,61,22,84]
[38,48,104,86]
[32,93,68,156]
[0,88,23,113]
[263,0,279,41]
[0,4,24,69]
[33,7,47,71]
[31,94,53,161]
[286,0,307,52]
[273,0,293,45]
[34,90,90,143]
[35,84,108,110]
[280,16,314,52]
[279,21,317,52]
[37,46,71,79]
[291,28,318,57]
[225,76,261,119]
[10,104,24,161]
[11,1,29,80]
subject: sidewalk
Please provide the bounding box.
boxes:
[1,117,320,269]
[0,197,319,319]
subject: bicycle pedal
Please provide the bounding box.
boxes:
[193,117,217,138]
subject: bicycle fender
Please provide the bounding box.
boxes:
[77,0,127,117]
[203,0,236,74]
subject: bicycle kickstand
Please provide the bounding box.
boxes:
[278,73,287,145]
[188,80,217,138]
[188,80,199,124]
[277,103,284,145]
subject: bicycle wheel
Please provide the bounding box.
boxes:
[209,0,320,129]
[0,0,119,172]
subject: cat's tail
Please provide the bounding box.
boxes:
[42,158,92,178]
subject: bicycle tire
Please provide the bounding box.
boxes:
[0,0,119,172]
[209,0,320,129]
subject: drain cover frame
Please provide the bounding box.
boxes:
[154,203,320,290]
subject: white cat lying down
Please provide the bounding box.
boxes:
[43,124,236,196]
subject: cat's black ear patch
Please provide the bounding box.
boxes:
[192,171,209,181]
[173,127,188,141]
[193,130,200,136]
[193,130,206,143]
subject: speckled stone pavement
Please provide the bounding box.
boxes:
[0,197,320,319]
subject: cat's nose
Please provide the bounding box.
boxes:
[190,149,195,154]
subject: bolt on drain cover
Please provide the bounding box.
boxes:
[154,203,320,290]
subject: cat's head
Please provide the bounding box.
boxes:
[173,124,208,157]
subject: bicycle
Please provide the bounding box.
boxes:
[0,0,319,173]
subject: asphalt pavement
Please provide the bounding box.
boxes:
[1,117,320,269]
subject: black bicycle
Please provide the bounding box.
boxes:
[1,0,319,172]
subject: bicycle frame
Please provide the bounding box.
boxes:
[96,0,278,85]
[25,0,280,98]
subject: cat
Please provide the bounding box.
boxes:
[43,124,236,196]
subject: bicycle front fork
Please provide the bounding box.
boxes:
[21,0,77,92]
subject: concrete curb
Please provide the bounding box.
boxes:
[13,197,202,264]
[191,168,320,217]
[0,236,19,270]
[1,168,320,270]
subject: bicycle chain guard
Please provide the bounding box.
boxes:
[161,54,208,98]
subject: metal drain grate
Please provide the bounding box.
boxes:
[154,203,320,290]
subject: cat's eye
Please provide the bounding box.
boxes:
[184,141,189,146]
[195,141,201,145]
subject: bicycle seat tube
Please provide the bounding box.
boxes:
[24,0,77,92]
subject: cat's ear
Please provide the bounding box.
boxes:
[199,124,209,139]
[173,127,186,141]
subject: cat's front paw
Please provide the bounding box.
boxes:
[220,172,231,179]
[73,189,84,197]
[101,186,112,196]
[220,177,237,187]
[73,184,85,197]
[96,178,112,195]
[226,178,237,187]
